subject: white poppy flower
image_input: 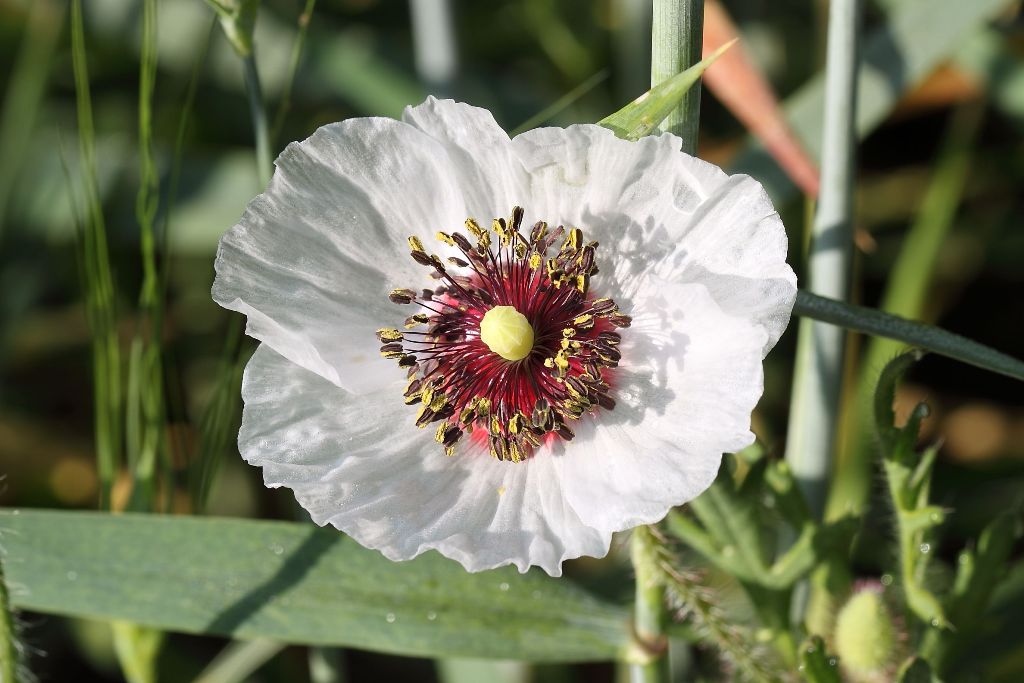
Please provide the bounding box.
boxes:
[213,97,796,576]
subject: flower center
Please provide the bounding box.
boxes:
[479,305,534,361]
[377,206,631,462]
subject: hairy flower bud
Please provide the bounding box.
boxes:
[834,588,897,679]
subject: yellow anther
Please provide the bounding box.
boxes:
[376,327,403,342]
[562,327,576,337]
[480,306,534,362]
[552,350,570,375]
[509,413,525,434]
[529,253,542,270]
[435,423,449,443]
[408,235,425,253]
[465,218,485,238]
[435,231,455,246]
[561,227,582,253]
[429,394,448,412]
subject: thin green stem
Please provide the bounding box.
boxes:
[650,0,704,150]
[195,639,284,683]
[72,0,121,509]
[0,0,63,241]
[784,0,861,521]
[509,69,609,136]
[243,54,272,186]
[0,557,20,683]
[128,0,164,513]
[793,290,1024,382]
[271,0,317,145]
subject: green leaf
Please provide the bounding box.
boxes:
[598,40,734,142]
[798,636,841,683]
[0,510,629,662]
[873,353,949,630]
[794,291,1024,382]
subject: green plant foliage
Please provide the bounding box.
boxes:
[598,41,733,142]
[798,636,841,683]
[874,351,949,628]
[0,510,629,662]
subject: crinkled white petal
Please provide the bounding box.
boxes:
[239,344,607,576]
[213,102,528,394]
[549,277,767,534]
[511,124,796,353]
[402,97,528,219]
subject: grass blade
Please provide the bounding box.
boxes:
[0,0,64,241]
[792,290,1024,382]
[0,510,629,662]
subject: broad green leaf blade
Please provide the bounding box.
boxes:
[730,0,1015,202]
[0,510,629,662]
[598,40,734,142]
[793,290,1024,382]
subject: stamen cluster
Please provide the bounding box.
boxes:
[377,206,631,462]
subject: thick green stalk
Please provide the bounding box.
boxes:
[650,0,704,148]
[633,5,704,681]
[784,0,861,520]
[631,527,669,683]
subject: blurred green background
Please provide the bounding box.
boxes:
[1,0,1022,680]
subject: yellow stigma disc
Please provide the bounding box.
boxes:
[480,306,534,361]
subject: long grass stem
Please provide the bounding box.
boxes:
[783,0,861,520]
[243,54,272,186]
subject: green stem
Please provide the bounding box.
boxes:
[793,290,1024,382]
[631,527,669,683]
[0,558,19,683]
[271,0,317,145]
[650,0,704,150]
[636,6,704,680]
[784,0,861,521]
[243,54,272,186]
